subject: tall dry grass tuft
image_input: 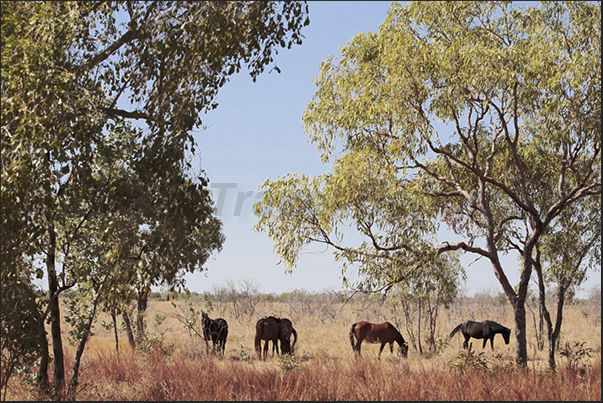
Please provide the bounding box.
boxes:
[65,351,600,401]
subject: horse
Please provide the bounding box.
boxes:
[349,321,408,360]
[270,316,298,355]
[255,316,280,360]
[201,312,228,355]
[448,320,511,350]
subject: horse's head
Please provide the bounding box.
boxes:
[201,312,211,329]
[400,341,409,358]
[502,328,511,345]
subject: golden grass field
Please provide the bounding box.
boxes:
[6,291,601,401]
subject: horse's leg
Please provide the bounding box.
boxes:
[390,342,394,355]
[378,343,386,360]
[357,339,363,357]
[463,335,470,349]
[490,336,494,350]
[483,338,488,349]
[263,341,269,360]
[255,336,262,360]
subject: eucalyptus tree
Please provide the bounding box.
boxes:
[530,196,601,371]
[2,0,309,393]
[254,1,600,367]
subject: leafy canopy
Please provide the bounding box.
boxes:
[254,1,600,298]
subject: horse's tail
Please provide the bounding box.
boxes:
[291,327,298,351]
[349,323,357,349]
[255,320,264,354]
[448,323,462,340]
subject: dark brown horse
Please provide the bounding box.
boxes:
[271,316,297,355]
[201,312,228,355]
[448,320,511,350]
[255,316,280,360]
[349,321,408,359]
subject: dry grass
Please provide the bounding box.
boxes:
[4,294,601,401]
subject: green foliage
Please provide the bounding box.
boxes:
[434,333,450,354]
[153,313,168,329]
[238,339,251,362]
[278,353,299,373]
[448,347,490,373]
[537,196,601,296]
[134,332,174,357]
[202,292,214,314]
[0,273,43,398]
[64,292,95,346]
[100,320,114,331]
[495,293,509,306]
[171,293,201,339]
[559,341,593,375]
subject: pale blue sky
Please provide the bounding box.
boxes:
[184,1,600,298]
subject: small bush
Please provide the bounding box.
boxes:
[278,353,299,372]
[560,341,592,375]
[135,333,174,356]
[448,345,490,373]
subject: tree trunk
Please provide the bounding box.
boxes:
[44,150,65,391]
[548,284,567,371]
[401,298,417,351]
[510,234,541,368]
[534,247,558,371]
[36,308,50,389]
[111,309,120,358]
[136,287,149,340]
[46,223,65,391]
[511,296,528,367]
[122,311,136,349]
[427,298,438,352]
[69,284,104,391]
[417,300,423,356]
[537,304,545,351]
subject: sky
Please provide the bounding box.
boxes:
[182,1,600,298]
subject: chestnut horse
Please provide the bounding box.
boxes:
[349,321,408,359]
[255,316,280,360]
[448,320,511,350]
[201,312,228,355]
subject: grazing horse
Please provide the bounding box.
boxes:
[255,316,280,360]
[201,312,228,355]
[349,321,408,360]
[448,320,511,350]
[270,316,298,355]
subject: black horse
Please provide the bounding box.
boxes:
[448,320,511,350]
[269,316,297,355]
[201,312,228,355]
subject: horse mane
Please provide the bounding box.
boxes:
[486,320,509,332]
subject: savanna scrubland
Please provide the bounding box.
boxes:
[5,285,601,401]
